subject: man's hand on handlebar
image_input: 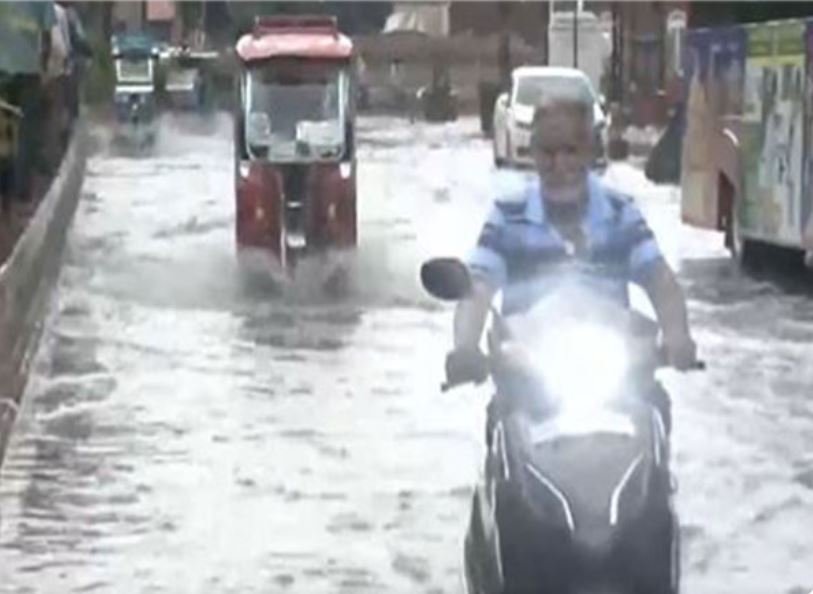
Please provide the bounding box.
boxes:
[663,332,699,371]
[444,346,489,390]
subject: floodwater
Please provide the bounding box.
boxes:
[1,113,812,594]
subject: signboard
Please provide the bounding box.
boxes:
[146,0,175,22]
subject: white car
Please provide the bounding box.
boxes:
[492,66,608,169]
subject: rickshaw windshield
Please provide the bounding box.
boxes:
[167,67,199,89]
[117,57,153,84]
[245,60,348,162]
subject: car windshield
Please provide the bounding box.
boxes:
[514,75,596,107]
[245,61,347,162]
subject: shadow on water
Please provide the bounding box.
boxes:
[680,251,813,307]
[107,137,157,160]
[744,249,813,298]
[679,251,813,344]
[234,253,371,352]
[159,111,221,137]
[232,239,442,352]
[95,111,227,161]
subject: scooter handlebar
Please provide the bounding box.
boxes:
[441,355,705,392]
[441,373,485,393]
[655,345,706,371]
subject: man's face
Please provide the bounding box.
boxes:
[531,105,592,205]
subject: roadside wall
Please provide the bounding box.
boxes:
[0,123,88,467]
[355,32,543,112]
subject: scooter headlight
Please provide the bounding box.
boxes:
[534,325,629,413]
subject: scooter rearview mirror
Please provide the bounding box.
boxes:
[420,258,472,301]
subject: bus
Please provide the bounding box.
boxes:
[680,3,813,265]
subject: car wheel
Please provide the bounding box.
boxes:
[729,202,759,269]
[493,126,505,167]
[493,141,505,167]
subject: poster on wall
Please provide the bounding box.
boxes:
[772,21,805,245]
[708,27,746,119]
[684,29,711,90]
[680,29,715,228]
[741,24,774,237]
[741,21,805,244]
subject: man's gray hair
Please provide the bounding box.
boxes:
[531,88,595,138]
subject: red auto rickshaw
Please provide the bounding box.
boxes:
[234,16,357,270]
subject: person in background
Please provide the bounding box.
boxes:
[61,1,93,125]
[0,1,56,204]
[43,2,70,170]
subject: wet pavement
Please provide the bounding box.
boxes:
[1,113,813,594]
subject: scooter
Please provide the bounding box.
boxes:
[421,258,703,594]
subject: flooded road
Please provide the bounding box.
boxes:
[2,113,813,594]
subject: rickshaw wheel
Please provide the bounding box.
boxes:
[323,264,350,298]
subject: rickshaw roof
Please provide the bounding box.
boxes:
[236,15,353,63]
[112,33,158,58]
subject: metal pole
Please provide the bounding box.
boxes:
[573,1,578,68]
[542,1,549,65]
[498,3,512,91]
[549,0,554,67]
[611,1,620,102]
[657,3,666,90]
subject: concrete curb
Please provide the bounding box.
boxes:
[0,122,88,468]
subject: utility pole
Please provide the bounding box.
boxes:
[200,0,207,48]
[607,1,628,160]
[611,1,622,102]
[572,2,577,67]
[541,1,549,65]
[497,3,512,92]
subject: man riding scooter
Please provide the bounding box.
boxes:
[446,90,698,437]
